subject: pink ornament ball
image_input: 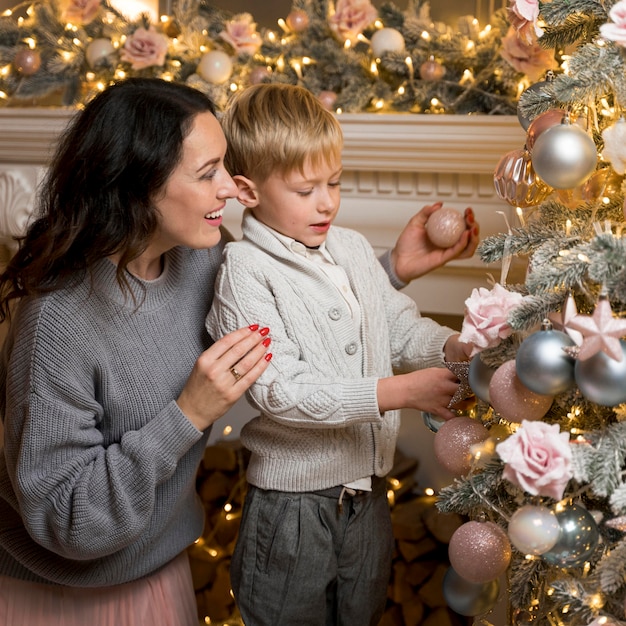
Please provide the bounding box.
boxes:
[13,48,41,76]
[526,109,566,152]
[449,521,512,583]
[433,416,489,476]
[286,9,310,33]
[489,360,553,423]
[420,58,446,81]
[425,207,466,248]
[249,66,271,85]
[318,90,338,111]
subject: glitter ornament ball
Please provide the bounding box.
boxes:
[508,505,561,556]
[13,48,41,76]
[531,122,598,189]
[370,27,405,57]
[493,148,552,208]
[433,416,489,476]
[197,50,233,84]
[285,9,310,33]
[420,57,446,81]
[542,504,599,568]
[449,521,512,583]
[442,567,500,617]
[468,354,496,404]
[425,207,465,248]
[575,339,626,407]
[489,360,554,422]
[515,322,576,395]
[85,38,116,69]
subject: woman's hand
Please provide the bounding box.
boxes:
[177,324,272,431]
[390,202,480,284]
[377,367,461,421]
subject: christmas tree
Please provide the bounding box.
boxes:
[433,1,626,625]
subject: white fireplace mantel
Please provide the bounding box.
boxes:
[0,108,526,315]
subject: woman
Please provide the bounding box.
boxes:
[0,77,478,625]
[0,77,273,625]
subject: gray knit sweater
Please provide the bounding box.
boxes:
[206,211,456,492]
[0,244,224,587]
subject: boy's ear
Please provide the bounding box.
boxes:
[233,175,259,208]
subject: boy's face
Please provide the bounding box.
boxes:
[246,157,342,248]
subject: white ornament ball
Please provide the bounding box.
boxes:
[508,505,561,556]
[489,360,553,423]
[425,207,465,248]
[86,38,116,69]
[197,50,233,84]
[531,123,597,189]
[575,339,626,407]
[370,27,405,57]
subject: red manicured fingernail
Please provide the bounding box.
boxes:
[249,324,259,331]
[259,327,270,336]
[265,353,273,362]
[262,337,271,347]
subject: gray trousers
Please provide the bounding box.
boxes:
[230,476,393,626]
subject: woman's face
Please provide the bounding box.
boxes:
[151,111,238,253]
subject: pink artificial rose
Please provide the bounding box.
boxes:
[496,420,573,500]
[328,0,378,45]
[458,283,524,357]
[600,0,626,46]
[508,0,543,44]
[500,26,558,82]
[58,0,100,25]
[219,13,262,56]
[120,27,169,70]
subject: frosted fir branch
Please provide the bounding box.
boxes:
[506,291,565,330]
[539,0,609,25]
[579,422,626,499]
[553,43,626,110]
[548,578,599,625]
[571,441,598,484]
[598,538,626,594]
[436,459,508,518]
[477,225,562,265]
[508,554,550,611]
[610,482,626,515]
[539,13,599,51]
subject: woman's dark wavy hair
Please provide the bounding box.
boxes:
[0,77,216,321]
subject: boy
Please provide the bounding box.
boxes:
[206,83,473,625]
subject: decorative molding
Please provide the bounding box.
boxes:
[0,108,526,313]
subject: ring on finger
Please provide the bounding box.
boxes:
[230,366,243,382]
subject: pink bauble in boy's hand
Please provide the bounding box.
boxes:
[425,207,466,248]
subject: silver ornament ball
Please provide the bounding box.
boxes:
[468,354,496,403]
[515,325,576,395]
[542,504,599,568]
[531,123,597,189]
[575,340,626,406]
[442,567,500,617]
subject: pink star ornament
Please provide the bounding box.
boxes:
[567,295,626,361]
[548,292,583,345]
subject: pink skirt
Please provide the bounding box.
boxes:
[0,551,198,626]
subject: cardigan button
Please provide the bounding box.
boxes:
[345,342,357,355]
[328,307,342,320]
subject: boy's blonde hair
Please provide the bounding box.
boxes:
[221,83,343,181]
